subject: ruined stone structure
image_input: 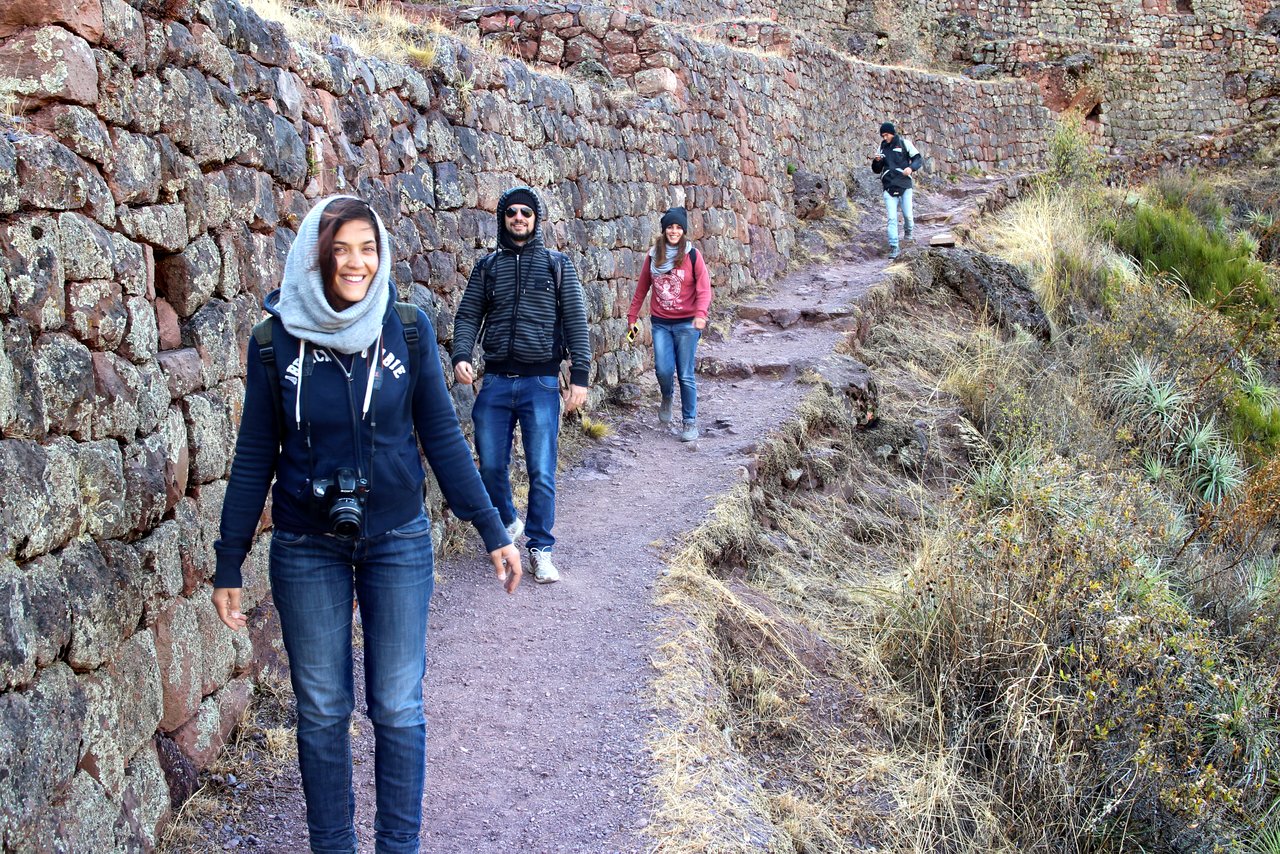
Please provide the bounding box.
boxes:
[0,0,1272,848]
[924,0,1280,152]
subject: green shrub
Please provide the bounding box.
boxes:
[1112,203,1276,322]
[1042,112,1103,188]
[1147,170,1231,233]
[1228,391,1280,465]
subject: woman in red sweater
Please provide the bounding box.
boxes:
[627,206,713,441]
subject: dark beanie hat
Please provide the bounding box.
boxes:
[660,206,688,231]
[502,188,538,214]
[880,121,896,135]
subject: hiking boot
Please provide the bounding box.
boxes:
[530,548,560,584]
[679,420,699,442]
[505,516,524,541]
[888,245,900,260]
[658,394,673,424]
[904,229,914,243]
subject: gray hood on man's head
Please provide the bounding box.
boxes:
[273,194,393,354]
[496,186,546,252]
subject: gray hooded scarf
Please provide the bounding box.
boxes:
[274,195,393,354]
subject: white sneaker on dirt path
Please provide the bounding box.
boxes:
[506,516,524,541]
[530,548,560,583]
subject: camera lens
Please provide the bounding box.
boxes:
[330,497,362,540]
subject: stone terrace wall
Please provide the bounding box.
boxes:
[926,0,1280,154]
[459,5,1052,175]
[970,37,1269,152]
[929,0,1266,50]
[617,0,864,53]
[0,0,1050,847]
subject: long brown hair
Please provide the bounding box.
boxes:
[651,233,687,269]
[316,198,382,288]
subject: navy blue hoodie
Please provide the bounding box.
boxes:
[213,289,508,588]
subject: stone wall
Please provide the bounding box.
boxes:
[929,0,1265,49]
[0,0,1054,846]
[457,5,1052,175]
[927,0,1280,152]
[967,36,1276,151]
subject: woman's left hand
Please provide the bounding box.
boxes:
[693,317,707,330]
[490,544,523,593]
[212,587,247,630]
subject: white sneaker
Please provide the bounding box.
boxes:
[530,548,560,584]
[505,516,525,541]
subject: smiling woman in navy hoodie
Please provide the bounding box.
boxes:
[212,196,521,854]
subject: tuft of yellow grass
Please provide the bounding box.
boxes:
[973,188,1137,323]
[578,415,611,441]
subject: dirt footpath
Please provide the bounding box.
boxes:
[240,182,995,853]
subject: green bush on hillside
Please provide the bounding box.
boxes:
[1042,112,1103,188]
[1112,203,1276,322]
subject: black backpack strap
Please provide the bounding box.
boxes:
[252,317,286,437]
[548,250,569,362]
[394,301,421,398]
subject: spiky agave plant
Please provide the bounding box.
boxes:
[1238,360,1279,416]
[1174,415,1221,473]
[1107,353,1189,443]
[1142,454,1174,486]
[1192,443,1246,505]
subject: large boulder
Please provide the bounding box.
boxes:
[911,248,1051,340]
[790,169,829,220]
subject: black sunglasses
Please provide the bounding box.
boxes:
[504,205,535,219]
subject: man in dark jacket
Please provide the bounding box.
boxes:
[452,186,591,584]
[871,121,924,259]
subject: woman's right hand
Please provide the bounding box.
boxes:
[212,587,247,630]
[490,544,523,594]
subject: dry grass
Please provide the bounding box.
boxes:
[158,668,298,852]
[243,0,441,66]
[648,276,990,851]
[972,188,1136,324]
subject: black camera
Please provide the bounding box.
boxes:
[311,468,369,539]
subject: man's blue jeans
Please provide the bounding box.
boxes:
[269,513,435,854]
[472,373,560,552]
[652,318,701,423]
[884,187,914,248]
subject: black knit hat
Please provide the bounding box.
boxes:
[502,188,538,215]
[879,121,896,135]
[660,206,688,231]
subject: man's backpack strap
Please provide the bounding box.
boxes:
[252,316,286,435]
[394,301,421,398]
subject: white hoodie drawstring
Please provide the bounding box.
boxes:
[361,332,381,419]
[295,339,306,428]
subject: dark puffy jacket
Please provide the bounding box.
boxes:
[872,135,923,196]
[451,187,592,387]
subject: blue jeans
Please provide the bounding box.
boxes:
[471,373,560,552]
[652,318,701,423]
[884,187,914,248]
[269,513,435,854]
